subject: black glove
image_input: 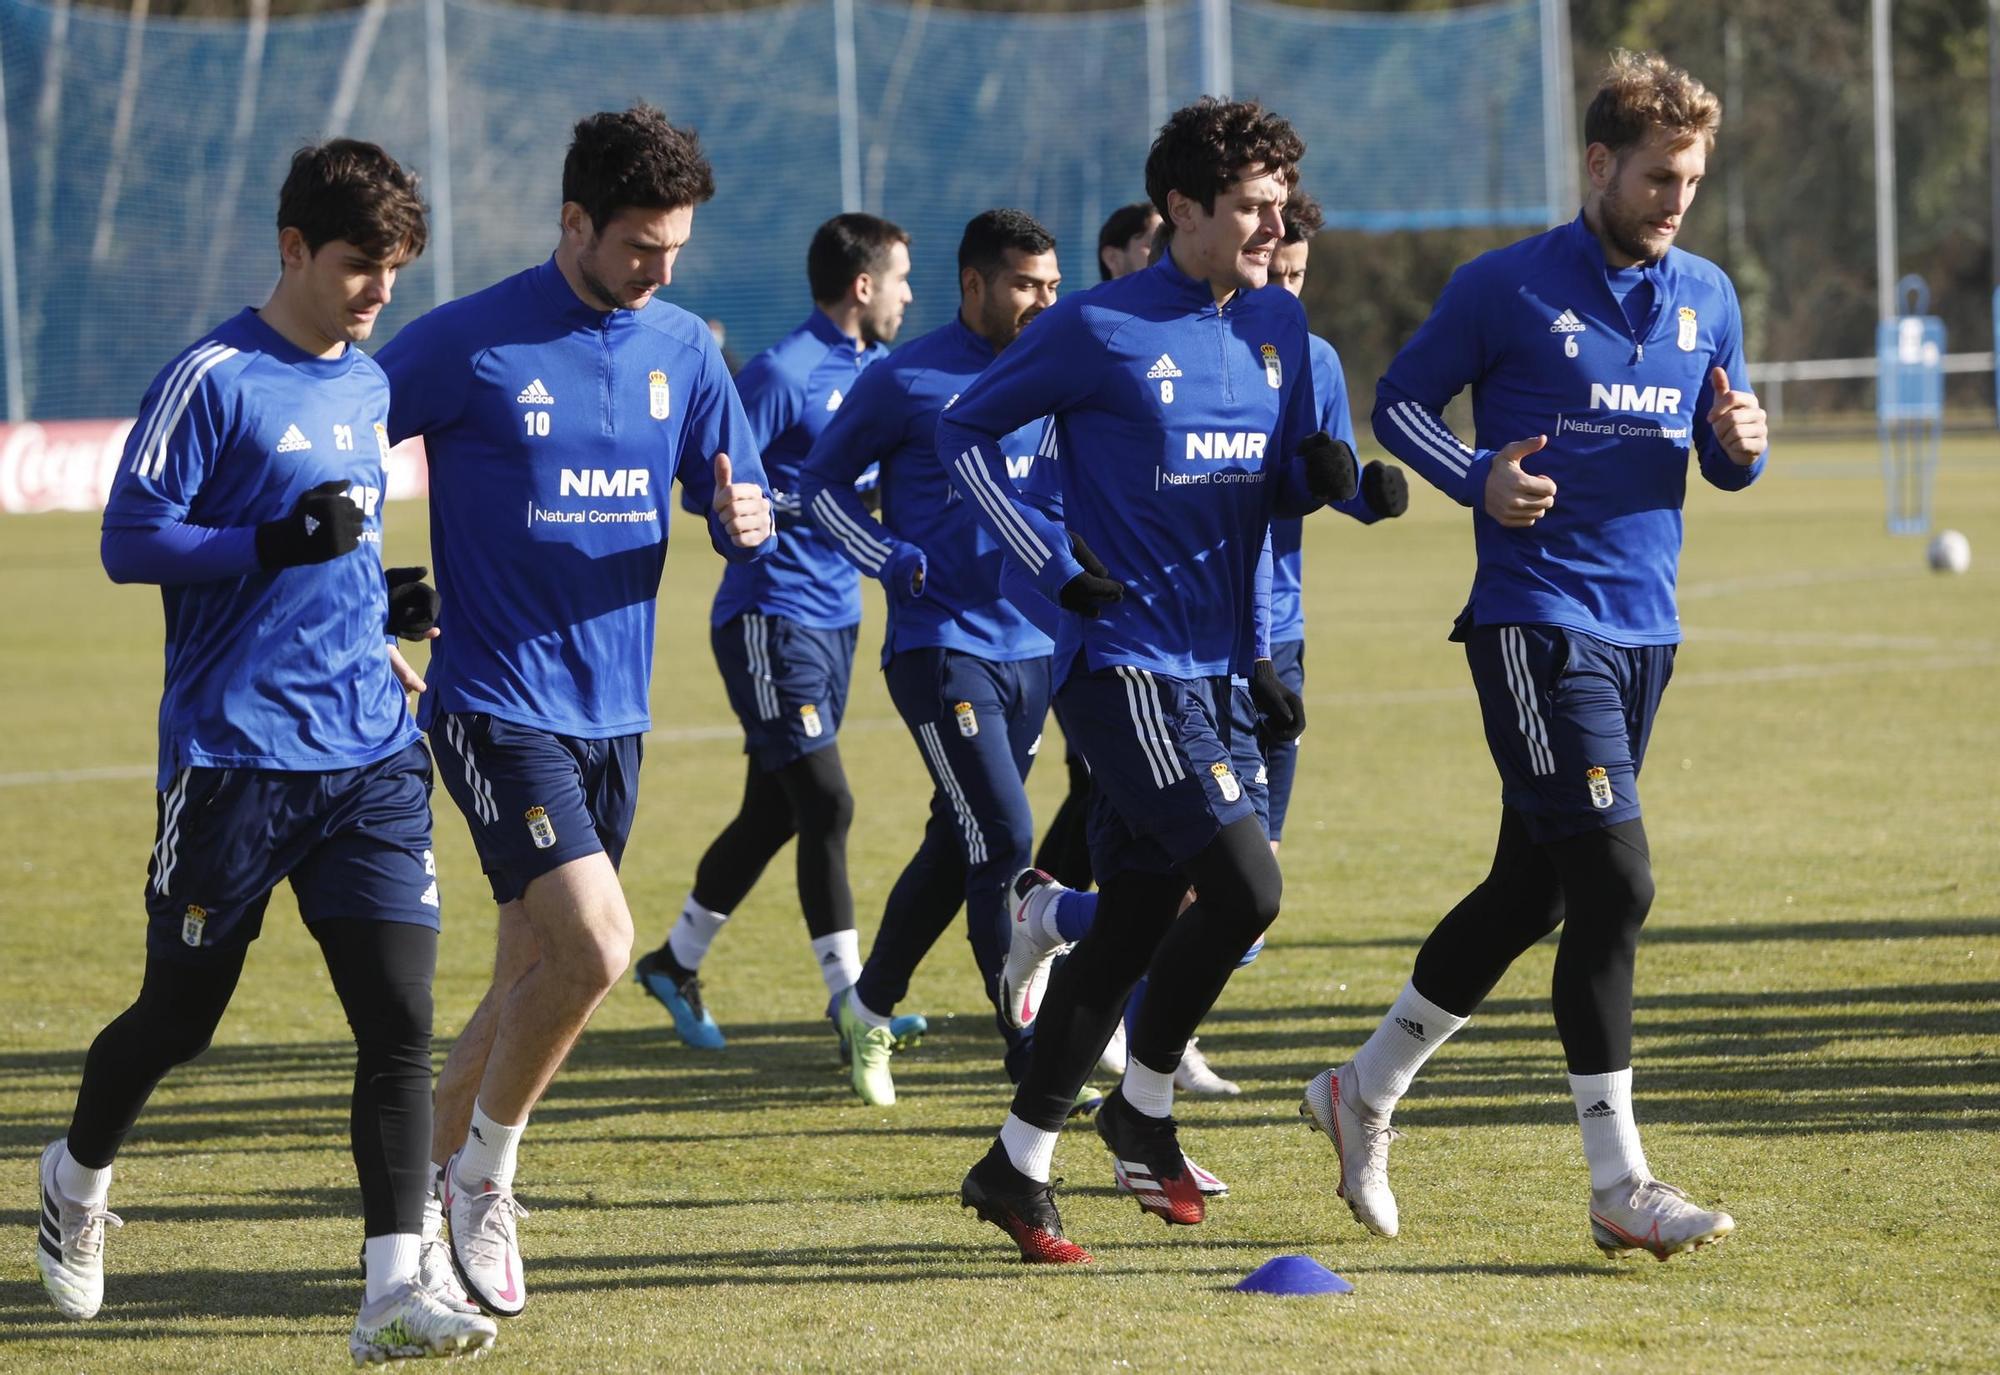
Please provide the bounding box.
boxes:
[385,565,440,640]
[255,479,363,569]
[1361,460,1409,519]
[1301,431,1359,504]
[1058,530,1123,617]
[1250,657,1306,744]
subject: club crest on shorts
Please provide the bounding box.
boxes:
[1210,761,1242,803]
[524,805,558,849]
[1677,306,1698,352]
[648,369,671,420]
[1585,765,1615,810]
[1260,343,1282,389]
[800,703,824,739]
[181,904,207,948]
[954,701,979,737]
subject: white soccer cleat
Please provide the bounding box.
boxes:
[421,1177,481,1315]
[441,1155,529,1318]
[35,1140,121,1321]
[349,1279,498,1365]
[1173,1038,1240,1096]
[1590,1175,1735,1261]
[1098,1019,1130,1077]
[1300,1064,1400,1238]
[1114,1150,1230,1197]
[999,869,1071,1029]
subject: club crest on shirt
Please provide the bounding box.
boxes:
[1210,762,1242,803]
[1260,343,1282,390]
[954,701,979,738]
[1676,306,1698,352]
[374,422,392,463]
[1585,766,1614,810]
[181,904,207,948]
[800,703,824,739]
[525,805,558,849]
[648,369,671,420]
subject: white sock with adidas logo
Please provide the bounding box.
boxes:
[1570,1067,1648,1190]
[1349,980,1469,1114]
[667,894,728,971]
[810,930,861,996]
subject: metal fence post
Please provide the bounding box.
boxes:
[1540,0,1576,226]
[833,0,861,213]
[1200,0,1230,97]
[0,19,25,419]
[425,0,454,306]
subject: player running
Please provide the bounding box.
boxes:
[943,98,1355,1263]
[635,213,913,1049]
[1300,51,1762,1262]
[376,105,774,1317]
[36,141,496,1362]
[797,209,1065,1108]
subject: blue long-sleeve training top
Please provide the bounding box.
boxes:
[1373,213,1764,646]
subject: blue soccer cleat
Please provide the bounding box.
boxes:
[635,949,726,1049]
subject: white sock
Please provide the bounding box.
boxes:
[844,986,890,1029]
[666,895,729,971]
[1349,980,1469,1113]
[1025,881,1065,945]
[454,1100,526,1194]
[998,1113,1059,1183]
[1120,1057,1176,1119]
[421,1164,447,1243]
[55,1143,112,1206]
[363,1233,420,1303]
[1570,1068,1649,1191]
[811,930,862,996]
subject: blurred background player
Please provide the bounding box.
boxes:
[635,213,913,1050]
[1303,51,1764,1262]
[37,140,495,1362]
[1096,200,1162,283]
[799,209,1069,1109]
[943,98,1353,1263]
[378,105,774,1317]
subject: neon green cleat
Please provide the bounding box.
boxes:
[838,995,897,1106]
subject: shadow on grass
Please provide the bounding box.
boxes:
[1278,913,2000,953]
[0,1264,354,1338]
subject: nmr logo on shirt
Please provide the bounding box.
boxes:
[1184,432,1269,462]
[1588,383,1683,415]
[559,468,651,498]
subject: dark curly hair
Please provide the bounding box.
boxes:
[277,138,427,263]
[1281,189,1324,245]
[958,208,1056,283]
[1144,97,1304,225]
[563,104,715,234]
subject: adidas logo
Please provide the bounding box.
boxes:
[1581,1099,1615,1119]
[1145,354,1183,380]
[516,378,555,405]
[1550,309,1586,334]
[420,881,439,909]
[303,516,320,536]
[1395,1016,1426,1041]
[826,389,844,411]
[276,423,311,452]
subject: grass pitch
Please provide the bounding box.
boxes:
[1,436,1995,1372]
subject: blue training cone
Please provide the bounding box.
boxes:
[1235,1255,1354,1297]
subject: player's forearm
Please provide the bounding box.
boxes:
[101,521,261,586]
[1371,392,1494,508]
[1695,440,1764,491]
[936,418,1081,603]
[803,475,915,581]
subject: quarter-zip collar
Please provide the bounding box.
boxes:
[1565,212,1673,364]
[534,253,632,328]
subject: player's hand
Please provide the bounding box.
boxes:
[255,479,364,569]
[386,641,429,696]
[1301,431,1359,504]
[1250,657,1305,743]
[1484,435,1555,527]
[1068,529,1113,581]
[711,452,772,547]
[1707,367,1768,466]
[1361,460,1409,519]
[1058,529,1124,616]
[384,565,441,640]
[882,545,926,599]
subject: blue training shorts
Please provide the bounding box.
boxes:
[430,712,641,904]
[712,614,858,770]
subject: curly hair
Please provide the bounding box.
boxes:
[958,208,1056,282]
[1281,189,1324,245]
[1584,50,1721,156]
[277,139,427,264]
[563,104,715,233]
[1144,97,1304,223]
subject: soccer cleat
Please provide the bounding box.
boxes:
[441,1156,529,1318]
[837,995,897,1106]
[1098,1018,1130,1077]
[35,1140,120,1321]
[349,1279,497,1365]
[1173,1038,1240,1096]
[999,868,1071,1028]
[1094,1090,1206,1226]
[1114,1150,1229,1197]
[634,948,726,1049]
[421,1175,480,1316]
[1067,1084,1105,1119]
[827,989,927,1062]
[1589,1175,1736,1261]
[960,1143,1092,1265]
[1300,1063,1400,1238]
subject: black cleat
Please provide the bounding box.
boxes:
[960,1143,1093,1264]
[1094,1089,1206,1225]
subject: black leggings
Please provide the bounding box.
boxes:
[1009,815,1280,1130]
[691,746,855,938]
[67,919,438,1238]
[1410,808,1654,1074]
[1033,750,1095,891]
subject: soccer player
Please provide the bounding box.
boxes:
[797,209,1062,1107]
[942,98,1353,1263]
[376,105,774,1316]
[1301,51,1762,1261]
[1097,201,1163,282]
[36,140,496,1362]
[635,213,912,1049]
